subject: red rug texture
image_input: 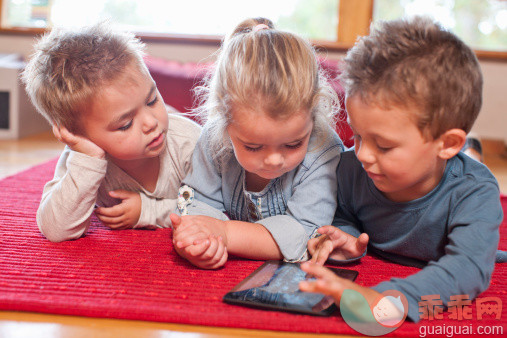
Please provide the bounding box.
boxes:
[0,159,505,336]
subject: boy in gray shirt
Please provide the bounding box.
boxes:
[22,23,200,242]
[300,16,503,322]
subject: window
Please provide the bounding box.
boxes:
[1,0,339,41]
[373,0,507,52]
[0,0,505,57]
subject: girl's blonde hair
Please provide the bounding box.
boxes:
[22,22,147,133]
[194,17,339,156]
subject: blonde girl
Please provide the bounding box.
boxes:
[170,17,343,269]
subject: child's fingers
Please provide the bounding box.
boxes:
[173,223,210,241]
[300,262,348,299]
[174,229,210,248]
[109,189,135,200]
[299,279,323,293]
[299,278,343,299]
[317,225,336,235]
[203,237,228,269]
[327,229,350,248]
[169,213,182,228]
[95,205,124,218]
[215,245,228,267]
[99,217,129,229]
[96,214,124,225]
[200,235,220,261]
[311,240,333,265]
[307,237,320,256]
[301,261,343,281]
[356,233,369,253]
[209,236,226,262]
[184,239,211,257]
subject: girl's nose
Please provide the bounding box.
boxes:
[264,152,284,167]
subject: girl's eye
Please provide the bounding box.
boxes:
[244,145,262,152]
[377,145,393,152]
[285,141,302,150]
[118,120,133,131]
[147,95,158,106]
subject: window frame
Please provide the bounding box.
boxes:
[0,0,505,60]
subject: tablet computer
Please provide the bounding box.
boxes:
[223,260,358,316]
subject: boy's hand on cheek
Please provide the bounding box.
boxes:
[94,190,141,229]
[52,125,105,159]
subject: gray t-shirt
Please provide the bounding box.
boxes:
[332,151,503,322]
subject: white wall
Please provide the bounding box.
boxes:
[2,35,506,142]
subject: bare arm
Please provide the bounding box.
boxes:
[224,220,283,260]
[172,215,283,262]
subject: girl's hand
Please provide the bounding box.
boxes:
[170,214,228,269]
[308,226,368,265]
[170,214,228,249]
[94,190,141,229]
[52,124,105,159]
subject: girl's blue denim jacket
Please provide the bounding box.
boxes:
[178,124,343,262]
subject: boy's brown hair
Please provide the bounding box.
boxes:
[22,22,147,133]
[341,16,483,139]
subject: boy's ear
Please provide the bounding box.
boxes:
[437,129,467,160]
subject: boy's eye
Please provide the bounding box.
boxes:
[244,145,262,152]
[147,95,158,107]
[118,120,133,131]
[285,141,302,150]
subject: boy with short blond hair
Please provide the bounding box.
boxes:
[300,16,503,322]
[22,22,201,242]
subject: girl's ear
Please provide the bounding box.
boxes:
[437,129,467,160]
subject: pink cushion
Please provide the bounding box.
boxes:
[145,56,354,148]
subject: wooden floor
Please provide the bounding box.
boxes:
[0,131,506,338]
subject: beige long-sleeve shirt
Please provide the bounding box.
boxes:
[36,113,201,242]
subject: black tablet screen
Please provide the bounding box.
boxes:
[223,261,358,316]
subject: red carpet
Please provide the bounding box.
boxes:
[0,159,505,336]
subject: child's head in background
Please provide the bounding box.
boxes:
[196,17,339,184]
[341,16,483,202]
[22,22,168,161]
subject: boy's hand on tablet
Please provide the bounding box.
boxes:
[308,226,368,264]
[95,190,141,229]
[299,261,380,307]
[52,124,105,159]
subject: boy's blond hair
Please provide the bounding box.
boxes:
[22,22,147,133]
[195,17,339,155]
[341,16,483,139]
